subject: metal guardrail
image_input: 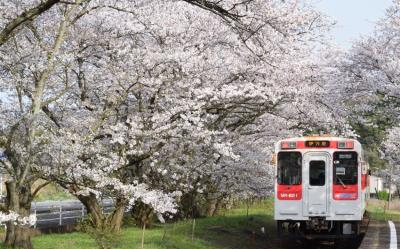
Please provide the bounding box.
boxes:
[31,199,114,229]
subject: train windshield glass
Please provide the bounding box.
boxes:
[309,161,325,186]
[277,152,302,185]
[333,152,358,185]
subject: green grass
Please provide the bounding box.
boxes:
[34,182,75,201]
[4,198,398,249]
[30,199,275,249]
[367,199,400,222]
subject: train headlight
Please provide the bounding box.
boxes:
[281,141,296,149]
[337,141,354,149]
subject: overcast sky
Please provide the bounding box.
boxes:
[315,0,392,48]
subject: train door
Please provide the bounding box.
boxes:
[303,152,330,216]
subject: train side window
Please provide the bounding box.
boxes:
[333,152,358,185]
[309,161,325,186]
[277,152,302,185]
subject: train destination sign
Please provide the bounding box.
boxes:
[305,140,330,148]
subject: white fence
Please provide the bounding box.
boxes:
[32,199,114,228]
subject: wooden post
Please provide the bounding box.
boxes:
[59,201,62,226]
[388,164,394,211]
[162,224,167,240]
[246,200,249,218]
[0,174,3,199]
[141,223,146,249]
[384,200,387,214]
[191,219,196,241]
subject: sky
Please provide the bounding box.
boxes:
[315,0,393,48]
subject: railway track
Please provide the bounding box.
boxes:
[275,219,400,249]
[276,237,364,249]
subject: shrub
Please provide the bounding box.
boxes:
[377,190,389,201]
[77,215,122,249]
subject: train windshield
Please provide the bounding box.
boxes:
[333,152,358,185]
[277,152,302,185]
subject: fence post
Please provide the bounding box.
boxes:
[141,223,146,249]
[59,201,62,226]
[0,174,3,199]
[34,201,37,229]
[191,218,196,241]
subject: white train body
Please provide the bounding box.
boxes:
[274,136,369,239]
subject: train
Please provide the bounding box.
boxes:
[274,135,370,239]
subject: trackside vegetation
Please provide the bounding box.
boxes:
[0,198,392,249]
[1,200,276,249]
[367,199,400,222]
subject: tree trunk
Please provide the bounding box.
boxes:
[77,193,106,229]
[212,198,224,216]
[77,194,126,232]
[107,198,126,232]
[132,201,154,228]
[5,223,33,249]
[206,197,217,217]
[4,181,34,249]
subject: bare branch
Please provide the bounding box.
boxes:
[31,181,52,198]
[0,0,61,47]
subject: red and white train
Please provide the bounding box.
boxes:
[274,135,370,239]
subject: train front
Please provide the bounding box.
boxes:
[273,136,369,239]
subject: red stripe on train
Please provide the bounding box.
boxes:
[277,185,302,200]
[361,174,368,190]
[332,184,358,200]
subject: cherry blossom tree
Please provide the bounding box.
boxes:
[341,1,400,123]
[381,126,400,208]
[0,1,101,247]
[333,0,400,172]
[0,0,344,247]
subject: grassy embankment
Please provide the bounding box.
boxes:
[1,199,277,249]
[1,197,397,249]
[367,198,400,222]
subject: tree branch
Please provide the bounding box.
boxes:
[0,0,61,47]
[31,181,52,198]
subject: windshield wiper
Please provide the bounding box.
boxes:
[337,176,347,189]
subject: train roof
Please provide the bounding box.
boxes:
[276,135,363,152]
[279,135,359,143]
